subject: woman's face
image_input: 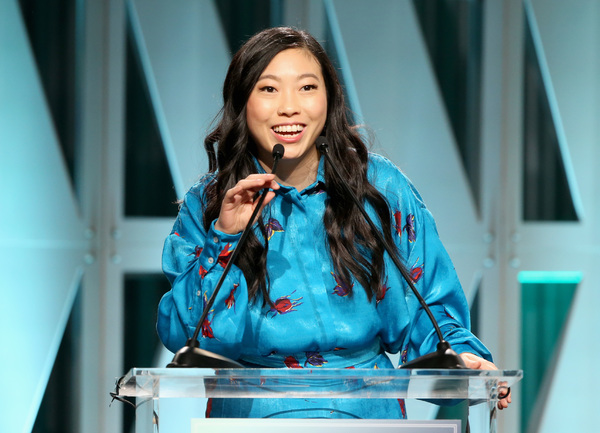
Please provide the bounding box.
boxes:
[246,48,327,169]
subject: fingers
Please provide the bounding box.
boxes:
[497,384,511,410]
[498,383,510,398]
[221,176,278,212]
[216,175,280,234]
[223,175,279,206]
[459,353,512,409]
[459,353,499,371]
[459,352,483,369]
[497,391,511,410]
[478,358,498,370]
[464,358,482,369]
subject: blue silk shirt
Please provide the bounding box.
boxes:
[157,153,491,418]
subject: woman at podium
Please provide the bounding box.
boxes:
[157,26,510,418]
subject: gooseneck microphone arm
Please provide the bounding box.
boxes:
[167,143,285,368]
[316,136,464,369]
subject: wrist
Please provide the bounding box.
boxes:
[213,219,241,236]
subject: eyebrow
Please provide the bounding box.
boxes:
[257,73,321,81]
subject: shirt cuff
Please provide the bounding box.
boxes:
[196,221,242,272]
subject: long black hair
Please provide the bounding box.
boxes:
[203,27,400,304]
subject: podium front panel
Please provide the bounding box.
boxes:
[116,368,521,433]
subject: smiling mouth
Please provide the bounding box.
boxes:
[273,124,304,138]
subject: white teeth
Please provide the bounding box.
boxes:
[274,124,304,133]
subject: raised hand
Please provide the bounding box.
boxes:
[214,174,280,235]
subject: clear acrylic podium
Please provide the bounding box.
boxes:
[117,368,522,433]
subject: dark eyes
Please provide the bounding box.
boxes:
[258,84,318,93]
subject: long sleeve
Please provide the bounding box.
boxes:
[157,181,249,359]
[370,154,491,363]
[403,186,491,361]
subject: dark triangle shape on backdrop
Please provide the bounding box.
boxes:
[124,12,178,218]
[18,0,79,196]
[522,11,578,221]
[413,0,484,214]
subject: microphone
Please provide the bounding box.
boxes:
[315,136,465,369]
[167,143,285,368]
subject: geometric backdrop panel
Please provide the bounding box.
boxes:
[0,1,86,432]
[129,0,231,196]
[525,1,600,431]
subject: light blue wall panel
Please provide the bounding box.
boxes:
[129,0,231,196]
[0,1,86,432]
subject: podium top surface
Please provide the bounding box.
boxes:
[117,368,522,401]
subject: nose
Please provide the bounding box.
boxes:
[277,90,300,116]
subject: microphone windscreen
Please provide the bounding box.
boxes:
[272,143,285,159]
